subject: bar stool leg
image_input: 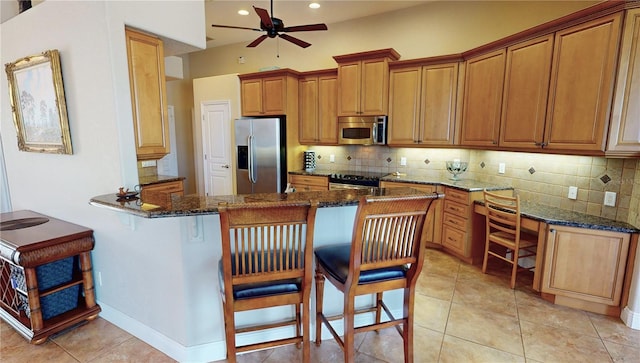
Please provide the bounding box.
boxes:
[314,269,325,345]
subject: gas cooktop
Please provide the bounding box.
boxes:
[329,171,390,186]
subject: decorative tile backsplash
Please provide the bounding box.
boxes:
[306,145,640,226]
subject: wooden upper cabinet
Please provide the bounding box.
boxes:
[607,9,640,157]
[460,49,506,147]
[125,28,170,161]
[388,66,421,145]
[299,69,338,145]
[334,49,400,116]
[545,13,622,151]
[240,76,286,116]
[388,61,459,146]
[500,35,554,149]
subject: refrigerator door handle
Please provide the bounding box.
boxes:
[248,135,256,183]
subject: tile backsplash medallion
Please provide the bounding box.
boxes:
[308,146,640,227]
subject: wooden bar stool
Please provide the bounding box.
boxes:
[217,200,318,363]
[482,190,538,288]
[314,194,439,363]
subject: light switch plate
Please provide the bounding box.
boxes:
[400,157,407,166]
[568,186,578,200]
[329,154,335,163]
[498,163,506,174]
[604,191,616,207]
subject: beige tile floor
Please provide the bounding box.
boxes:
[2,248,640,362]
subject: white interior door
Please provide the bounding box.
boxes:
[201,101,233,196]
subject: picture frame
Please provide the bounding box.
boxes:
[5,49,73,154]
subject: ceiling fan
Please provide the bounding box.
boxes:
[211,0,328,48]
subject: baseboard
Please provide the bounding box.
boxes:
[97,301,227,362]
[621,305,640,330]
[97,301,378,362]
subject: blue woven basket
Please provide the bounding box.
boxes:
[10,256,80,320]
[40,284,80,320]
[36,256,76,290]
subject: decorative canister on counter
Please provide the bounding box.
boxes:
[304,151,316,172]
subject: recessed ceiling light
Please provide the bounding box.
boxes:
[309,3,320,9]
[238,9,249,16]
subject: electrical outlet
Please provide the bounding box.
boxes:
[141,160,156,168]
[329,154,335,163]
[400,157,407,166]
[568,186,578,200]
[498,163,506,174]
[604,191,616,207]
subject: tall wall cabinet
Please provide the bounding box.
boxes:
[125,28,170,161]
[388,59,461,146]
[298,69,338,145]
[333,49,400,116]
[607,8,640,157]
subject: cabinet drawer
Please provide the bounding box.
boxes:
[145,181,183,193]
[442,225,466,253]
[445,188,469,205]
[290,175,328,188]
[443,212,468,230]
[297,185,328,192]
[443,200,469,217]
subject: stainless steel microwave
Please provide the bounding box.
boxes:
[338,116,387,145]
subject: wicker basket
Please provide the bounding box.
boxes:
[9,256,80,319]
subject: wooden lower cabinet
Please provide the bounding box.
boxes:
[288,174,328,192]
[140,180,184,208]
[541,225,631,315]
[379,181,442,246]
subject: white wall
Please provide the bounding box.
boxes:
[192,74,242,195]
[0,0,210,360]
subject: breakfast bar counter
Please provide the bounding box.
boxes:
[89,187,433,218]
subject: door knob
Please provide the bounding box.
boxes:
[222,164,230,168]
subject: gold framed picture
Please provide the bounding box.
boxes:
[5,49,72,154]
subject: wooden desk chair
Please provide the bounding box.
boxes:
[482,190,537,289]
[218,200,318,363]
[314,194,438,363]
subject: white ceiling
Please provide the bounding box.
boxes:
[205,0,431,48]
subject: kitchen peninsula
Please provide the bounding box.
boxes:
[88,169,640,361]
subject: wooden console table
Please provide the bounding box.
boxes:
[0,210,101,344]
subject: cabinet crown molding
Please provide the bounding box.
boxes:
[333,48,401,63]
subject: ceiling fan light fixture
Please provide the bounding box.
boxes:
[211,0,328,48]
[309,3,320,9]
[238,9,249,15]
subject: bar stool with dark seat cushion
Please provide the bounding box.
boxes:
[218,200,318,363]
[314,194,439,363]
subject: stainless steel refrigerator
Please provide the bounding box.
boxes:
[235,117,287,194]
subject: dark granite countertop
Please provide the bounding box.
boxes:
[138,175,185,187]
[379,173,513,192]
[289,170,512,192]
[90,187,440,218]
[475,200,639,233]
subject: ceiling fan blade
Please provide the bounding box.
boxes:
[282,24,328,32]
[247,35,269,47]
[279,33,311,48]
[212,24,263,32]
[253,6,273,29]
